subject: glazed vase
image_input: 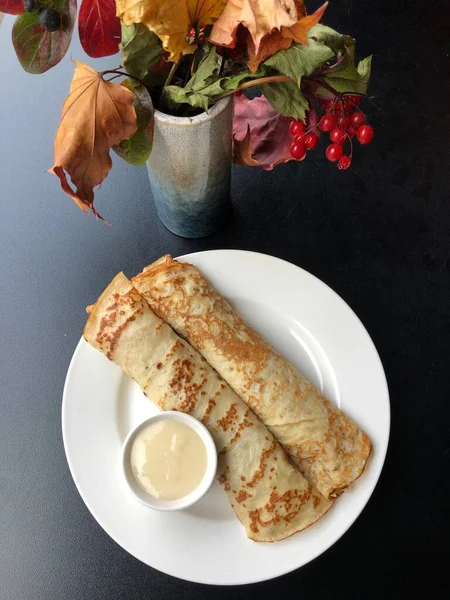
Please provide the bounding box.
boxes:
[146,97,233,238]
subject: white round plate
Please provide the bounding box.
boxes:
[62,250,390,586]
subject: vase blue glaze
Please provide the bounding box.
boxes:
[146,98,233,238]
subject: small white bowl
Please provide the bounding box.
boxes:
[121,411,218,511]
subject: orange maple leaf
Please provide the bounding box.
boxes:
[49,62,137,218]
[285,1,327,44]
[247,2,328,71]
[210,0,300,51]
[246,30,292,72]
[210,0,328,72]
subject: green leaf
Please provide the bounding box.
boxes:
[162,48,266,113]
[120,22,162,81]
[203,69,264,96]
[325,52,359,81]
[307,24,346,52]
[162,84,210,113]
[263,40,334,87]
[314,32,372,96]
[12,0,76,74]
[261,81,309,121]
[113,79,154,166]
[162,70,263,113]
[357,55,372,90]
[322,57,372,94]
[160,48,218,112]
[187,47,220,88]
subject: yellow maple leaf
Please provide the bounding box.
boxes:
[117,0,191,60]
[117,0,227,61]
[188,0,227,26]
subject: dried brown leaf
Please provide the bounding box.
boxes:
[49,62,137,218]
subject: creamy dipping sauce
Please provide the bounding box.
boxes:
[130,419,207,500]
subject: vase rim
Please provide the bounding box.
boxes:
[153,97,232,126]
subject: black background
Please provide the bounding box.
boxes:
[0,1,449,598]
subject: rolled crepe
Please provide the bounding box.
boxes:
[132,256,371,499]
[84,273,331,542]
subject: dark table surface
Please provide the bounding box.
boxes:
[1,1,449,598]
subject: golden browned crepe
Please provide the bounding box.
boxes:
[132,256,371,499]
[84,273,331,542]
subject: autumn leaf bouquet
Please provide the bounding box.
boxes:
[1,1,374,218]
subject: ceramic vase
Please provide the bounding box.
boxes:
[146,97,233,238]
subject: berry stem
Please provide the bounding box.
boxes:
[339,106,352,155]
[304,77,366,112]
[305,77,360,98]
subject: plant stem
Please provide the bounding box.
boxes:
[190,52,198,78]
[164,59,181,89]
[304,76,340,98]
[100,69,145,87]
[213,75,293,100]
[185,54,195,85]
[219,50,227,76]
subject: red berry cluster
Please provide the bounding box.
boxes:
[289,94,374,170]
